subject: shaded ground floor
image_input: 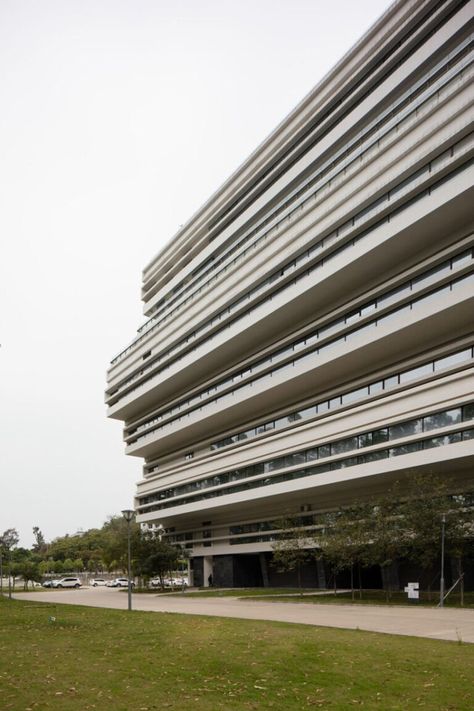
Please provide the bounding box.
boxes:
[190,551,474,593]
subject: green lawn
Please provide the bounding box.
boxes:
[0,596,473,710]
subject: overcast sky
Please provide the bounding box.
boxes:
[0,0,392,548]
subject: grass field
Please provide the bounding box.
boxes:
[1,596,473,711]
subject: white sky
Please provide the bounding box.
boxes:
[0,0,392,547]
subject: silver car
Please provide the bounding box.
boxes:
[52,577,81,588]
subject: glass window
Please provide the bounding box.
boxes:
[411,263,449,291]
[319,319,344,339]
[463,403,474,421]
[329,396,341,409]
[423,408,461,431]
[384,374,399,389]
[377,285,410,310]
[318,444,331,459]
[389,419,422,439]
[339,457,358,468]
[306,448,319,461]
[399,362,433,383]
[358,432,372,448]
[434,349,472,371]
[288,452,306,466]
[331,437,358,455]
[360,302,377,317]
[462,429,474,440]
[415,285,450,309]
[451,250,473,270]
[424,433,461,448]
[341,387,369,405]
[300,406,316,419]
[305,332,319,347]
[317,401,329,413]
[369,380,383,395]
[293,339,306,351]
[372,428,389,445]
[363,450,389,462]
[389,442,422,457]
[345,310,360,325]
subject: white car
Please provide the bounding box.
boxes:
[90,578,107,587]
[52,577,82,588]
[106,578,134,588]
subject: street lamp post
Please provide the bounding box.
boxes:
[440,513,446,608]
[121,509,136,611]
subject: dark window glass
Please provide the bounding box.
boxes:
[331,437,358,455]
[339,457,358,468]
[462,429,474,440]
[389,442,422,457]
[389,419,422,439]
[423,408,461,431]
[318,444,331,459]
[372,428,389,445]
[358,432,372,448]
[288,452,306,466]
[424,433,461,448]
[306,448,318,461]
[462,403,474,421]
[363,450,389,462]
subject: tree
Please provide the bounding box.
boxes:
[364,496,407,600]
[1,528,20,598]
[271,514,315,593]
[133,530,178,588]
[32,526,47,555]
[15,560,41,590]
[63,558,74,573]
[102,516,140,572]
[319,503,371,599]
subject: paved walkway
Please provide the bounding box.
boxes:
[12,588,474,643]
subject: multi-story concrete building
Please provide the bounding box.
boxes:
[107,0,474,588]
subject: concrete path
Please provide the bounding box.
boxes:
[12,587,474,644]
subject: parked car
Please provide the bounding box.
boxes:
[52,577,82,588]
[42,579,60,588]
[153,577,188,588]
[106,578,135,588]
[90,578,107,587]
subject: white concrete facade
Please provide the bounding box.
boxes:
[107,0,474,587]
